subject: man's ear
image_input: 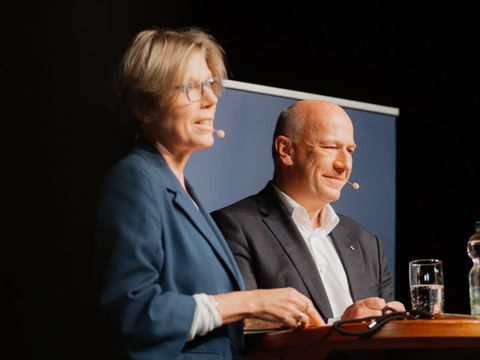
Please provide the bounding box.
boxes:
[275,135,294,166]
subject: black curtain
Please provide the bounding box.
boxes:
[6,2,479,358]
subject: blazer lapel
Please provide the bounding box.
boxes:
[187,183,245,290]
[168,183,243,289]
[259,183,334,318]
[139,141,243,290]
[330,221,365,301]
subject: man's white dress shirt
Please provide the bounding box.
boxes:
[274,185,353,320]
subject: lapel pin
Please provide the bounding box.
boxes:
[349,245,355,251]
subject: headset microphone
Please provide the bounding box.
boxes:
[214,129,225,138]
[347,181,360,190]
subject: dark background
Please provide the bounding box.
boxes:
[5,1,479,358]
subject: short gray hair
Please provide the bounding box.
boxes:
[271,106,305,158]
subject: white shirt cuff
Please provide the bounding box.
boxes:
[327,316,341,325]
[188,293,223,341]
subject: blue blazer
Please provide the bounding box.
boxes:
[95,141,245,360]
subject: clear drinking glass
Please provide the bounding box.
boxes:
[409,259,444,314]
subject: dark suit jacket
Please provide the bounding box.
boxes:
[211,182,394,320]
[95,141,245,360]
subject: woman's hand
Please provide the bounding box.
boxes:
[213,288,325,329]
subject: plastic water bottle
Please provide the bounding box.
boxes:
[467,221,480,316]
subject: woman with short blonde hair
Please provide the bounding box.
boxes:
[96,27,323,360]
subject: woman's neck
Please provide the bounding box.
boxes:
[152,141,191,190]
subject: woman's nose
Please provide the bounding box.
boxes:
[200,86,218,107]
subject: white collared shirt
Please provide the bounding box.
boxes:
[273,185,353,319]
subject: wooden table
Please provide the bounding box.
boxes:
[244,314,480,359]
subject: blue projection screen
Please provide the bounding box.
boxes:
[186,80,398,275]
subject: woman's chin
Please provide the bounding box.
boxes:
[192,135,215,151]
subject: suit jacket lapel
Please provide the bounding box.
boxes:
[329,221,364,301]
[259,183,334,318]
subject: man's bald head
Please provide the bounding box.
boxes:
[272,100,352,159]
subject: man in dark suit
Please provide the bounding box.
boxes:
[212,100,404,325]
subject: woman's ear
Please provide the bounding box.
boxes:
[275,135,294,166]
[133,103,155,127]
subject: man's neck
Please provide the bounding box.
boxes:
[272,180,326,229]
[307,208,323,229]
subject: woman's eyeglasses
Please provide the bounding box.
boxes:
[175,77,224,103]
